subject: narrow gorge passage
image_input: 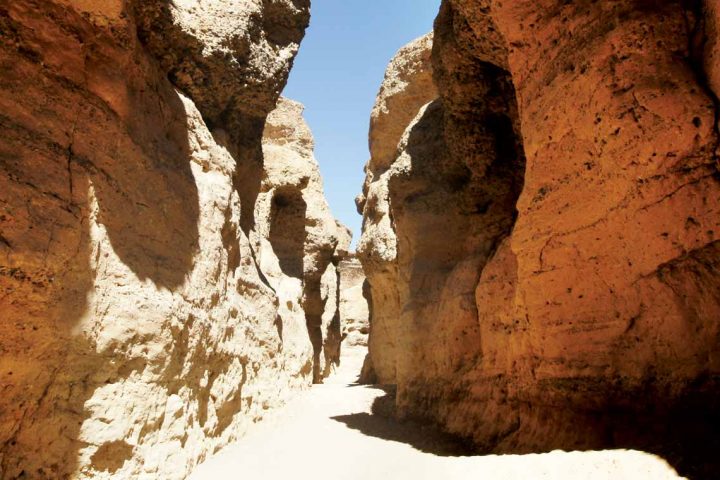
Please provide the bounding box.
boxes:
[2,1,720,479]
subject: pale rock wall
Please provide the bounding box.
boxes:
[357,33,438,384]
[259,97,350,383]
[335,254,370,384]
[338,256,369,349]
[0,1,349,478]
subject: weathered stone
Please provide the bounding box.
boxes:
[368,33,437,173]
[360,1,720,474]
[338,255,369,349]
[134,0,310,146]
[0,1,347,478]
[357,33,437,384]
[259,97,349,383]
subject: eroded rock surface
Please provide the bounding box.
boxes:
[360,1,720,475]
[259,97,350,383]
[357,33,438,384]
[0,1,348,478]
[134,0,309,147]
[334,254,370,384]
[338,255,369,350]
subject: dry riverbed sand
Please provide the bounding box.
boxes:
[190,351,683,480]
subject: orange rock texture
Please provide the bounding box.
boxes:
[0,1,347,478]
[359,0,720,473]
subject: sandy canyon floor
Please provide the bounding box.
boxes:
[189,351,684,480]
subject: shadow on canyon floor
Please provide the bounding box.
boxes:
[618,408,720,480]
[332,386,720,479]
[331,385,476,457]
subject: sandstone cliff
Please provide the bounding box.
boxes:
[259,97,351,383]
[336,255,370,384]
[359,1,720,475]
[338,255,369,350]
[357,33,438,383]
[0,1,345,478]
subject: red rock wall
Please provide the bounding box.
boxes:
[361,0,720,473]
[461,0,720,449]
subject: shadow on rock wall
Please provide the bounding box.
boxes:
[269,187,308,279]
[360,2,720,477]
[0,1,199,477]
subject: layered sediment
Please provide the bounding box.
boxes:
[338,255,369,350]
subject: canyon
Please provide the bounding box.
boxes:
[1,0,719,479]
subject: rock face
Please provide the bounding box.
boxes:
[338,255,369,349]
[0,1,345,478]
[360,0,720,472]
[357,33,438,383]
[259,97,351,383]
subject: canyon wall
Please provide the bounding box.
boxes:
[357,33,438,383]
[359,0,720,472]
[338,255,369,351]
[0,1,345,478]
[336,255,369,382]
[259,97,350,383]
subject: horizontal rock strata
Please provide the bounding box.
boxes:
[338,255,370,350]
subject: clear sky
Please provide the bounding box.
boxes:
[283,0,441,249]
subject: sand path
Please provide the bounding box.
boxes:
[189,351,683,480]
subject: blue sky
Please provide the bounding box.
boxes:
[283,0,441,249]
